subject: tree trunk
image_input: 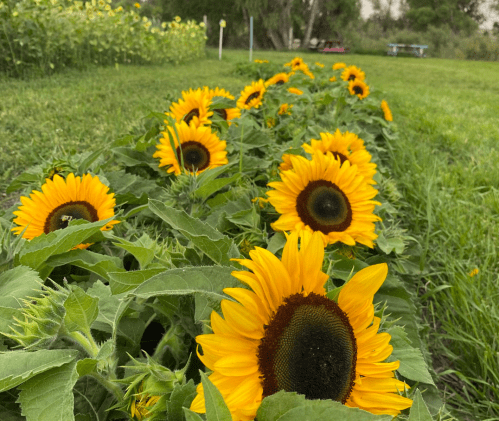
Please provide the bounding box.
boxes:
[303,0,320,49]
[266,27,285,50]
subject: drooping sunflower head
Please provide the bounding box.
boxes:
[190,231,412,419]
[237,79,266,110]
[341,65,366,82]
[381,99,393,122]
[153,121,228,175]
[168,88,213,127]
[287,87,303,96]
[295,63,315,79]
[267,151,380,247]
[284,56,305,69]
[278,103,293,116]
[302,129,377,184]
[12,173,119,241]
[333,62,347,70]
[264,72,290,88]
[348,79,370,100]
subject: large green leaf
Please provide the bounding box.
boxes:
[112,233,156,269]
[193,173,241,199]
[0,349,78,393]
[408,389,434,421]
[18,361,78,421]
[183,408,204,421]
[108,268,167,295]
[200,371,232,421]
[64,286,99,334]
[256,391,392,421]
[45,249,125,282]
[0,266,43,308]
[148,200,239,265]
[166,380,197,421]
[18,218,114,272]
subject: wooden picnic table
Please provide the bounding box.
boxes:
[387,43,428,58]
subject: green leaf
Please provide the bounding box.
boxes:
[183,408,204,421]
[257,391,392,421]
[0,306,23,335]
[45,249,125,282]
[166,379,197,421]
[76,359,98,377]
[193,173,241,199]
[112,233,156,269]
[64,286,99,334]
[106,170,164,205]
[130,266,240,320]
[0,349,78,393]
[266,232,286,254]
[408,389,434,421]
[388,327,434,385]
[18,361,78,421]
[200,371,232,421]
[19,218,115,272]
[108,268,167,295]
[376,231,406,255]
[148,200,239,265]
[0,266,43,308]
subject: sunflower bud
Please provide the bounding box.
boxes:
[5,282,69,350]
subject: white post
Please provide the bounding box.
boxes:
[249,16,253,62]
[203,15,207,28]
[219,19,226,60]
[288,27,293,50]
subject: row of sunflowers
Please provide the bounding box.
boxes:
[0,56,447,420]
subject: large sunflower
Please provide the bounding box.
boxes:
[203,86,235,100]
[168,88,213,127]
[190,231,413,419]
[153,121,228,175]
[237,80,266,110]
[302,129,377,184]
[341,65,366,82]
[12,173,118,240]
[348,80,370,100]
[266,151,380,247]
[264,72,290,88]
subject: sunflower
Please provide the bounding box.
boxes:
[295,63,315,79]
[302,129,377,184]
[348,80,370,100]
[287,87,303,95]
[278,153,294,171]
[153,121,228,175]
[341,65,366,82]
[266,151,380,247]
[333,62,347,70]
[130,385,160,421]
[12,173,119,241]
[381,100,393,122]
[264,72,290,88]
[284,57,304,69]
[329,76,337,82]
[315,62,325,68]
[203,86,240,125]
[278,103,293,116]
[203,86,235,101]
[168,88,213,127]
[237,80,266,110]
[190,231,413,419]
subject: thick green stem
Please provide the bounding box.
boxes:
[67,331,99,358]
[152,324,177,361]
[89,372,125,401]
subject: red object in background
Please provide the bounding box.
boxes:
[323,47,345,53]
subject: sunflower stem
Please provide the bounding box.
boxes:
[239,124,244,174]
[152,324,177,361]
[67,330,100,358]
[89,372,125,401]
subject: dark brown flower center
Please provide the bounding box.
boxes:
[276,80,285,86]
[258,292,357,403]
[332,152,349,165]
[245,91,261,105]
[176,141,210,172]
[214,108,228,120]
[353,86,363,96]
[183,108,199,124]
[296,179,352,234]
[348,74,356,81]
[44,201,98,234]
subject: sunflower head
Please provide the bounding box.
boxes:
[237,80,266,110]
[329,76,337,82]
[333,62,347,70]
[267,151,380,247]
[168,88,213,127]
[381,100,393,121]
[287,87,303,96]
[341,65,366,82]
[264,72,290,88]
[190,231,412,419]
[12,173,119,241]
[153,121,228,175]
[315,62,325,68]
[203,86,235,101]
[278,153,295,172]
[348,80,370,100]
[278,103,293,116]
[284,56,305,69]
[302,129,377,184]
[295,63,315,79]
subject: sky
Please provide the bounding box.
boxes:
[359,0,499,30]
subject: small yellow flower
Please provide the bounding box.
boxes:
[142,16,148,22]
[333,62,346,70]
[133,14,139,22]
[175,15,181,22]
[199,22,205,28]
[266,117,276,128]
[315,62,325,68]
[251,197,269,209]
[161,22,167,28]
[262,59,269,63]
[287,87,303,95]
[134,2,140,8]
[381,100,393,122]
[254,59,263,63]
[107,9,114,16]
[469,268,479,277]
[116,6,123,12]
[219,19,226,27]
[130,387,160,421]
[329,76,337,82]
[98,0,105,6]
[278,103,293,115]
[104,4,110,10]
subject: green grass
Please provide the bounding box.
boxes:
[2,48,499,420]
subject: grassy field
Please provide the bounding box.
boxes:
[1,48,498,420]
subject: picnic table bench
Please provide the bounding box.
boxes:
[309,39,349,53]
[387,43,428,58]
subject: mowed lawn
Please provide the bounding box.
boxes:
[1,49,498,420]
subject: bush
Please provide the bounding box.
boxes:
[0,0,207,77]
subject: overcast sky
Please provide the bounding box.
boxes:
[359,0,499,30]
